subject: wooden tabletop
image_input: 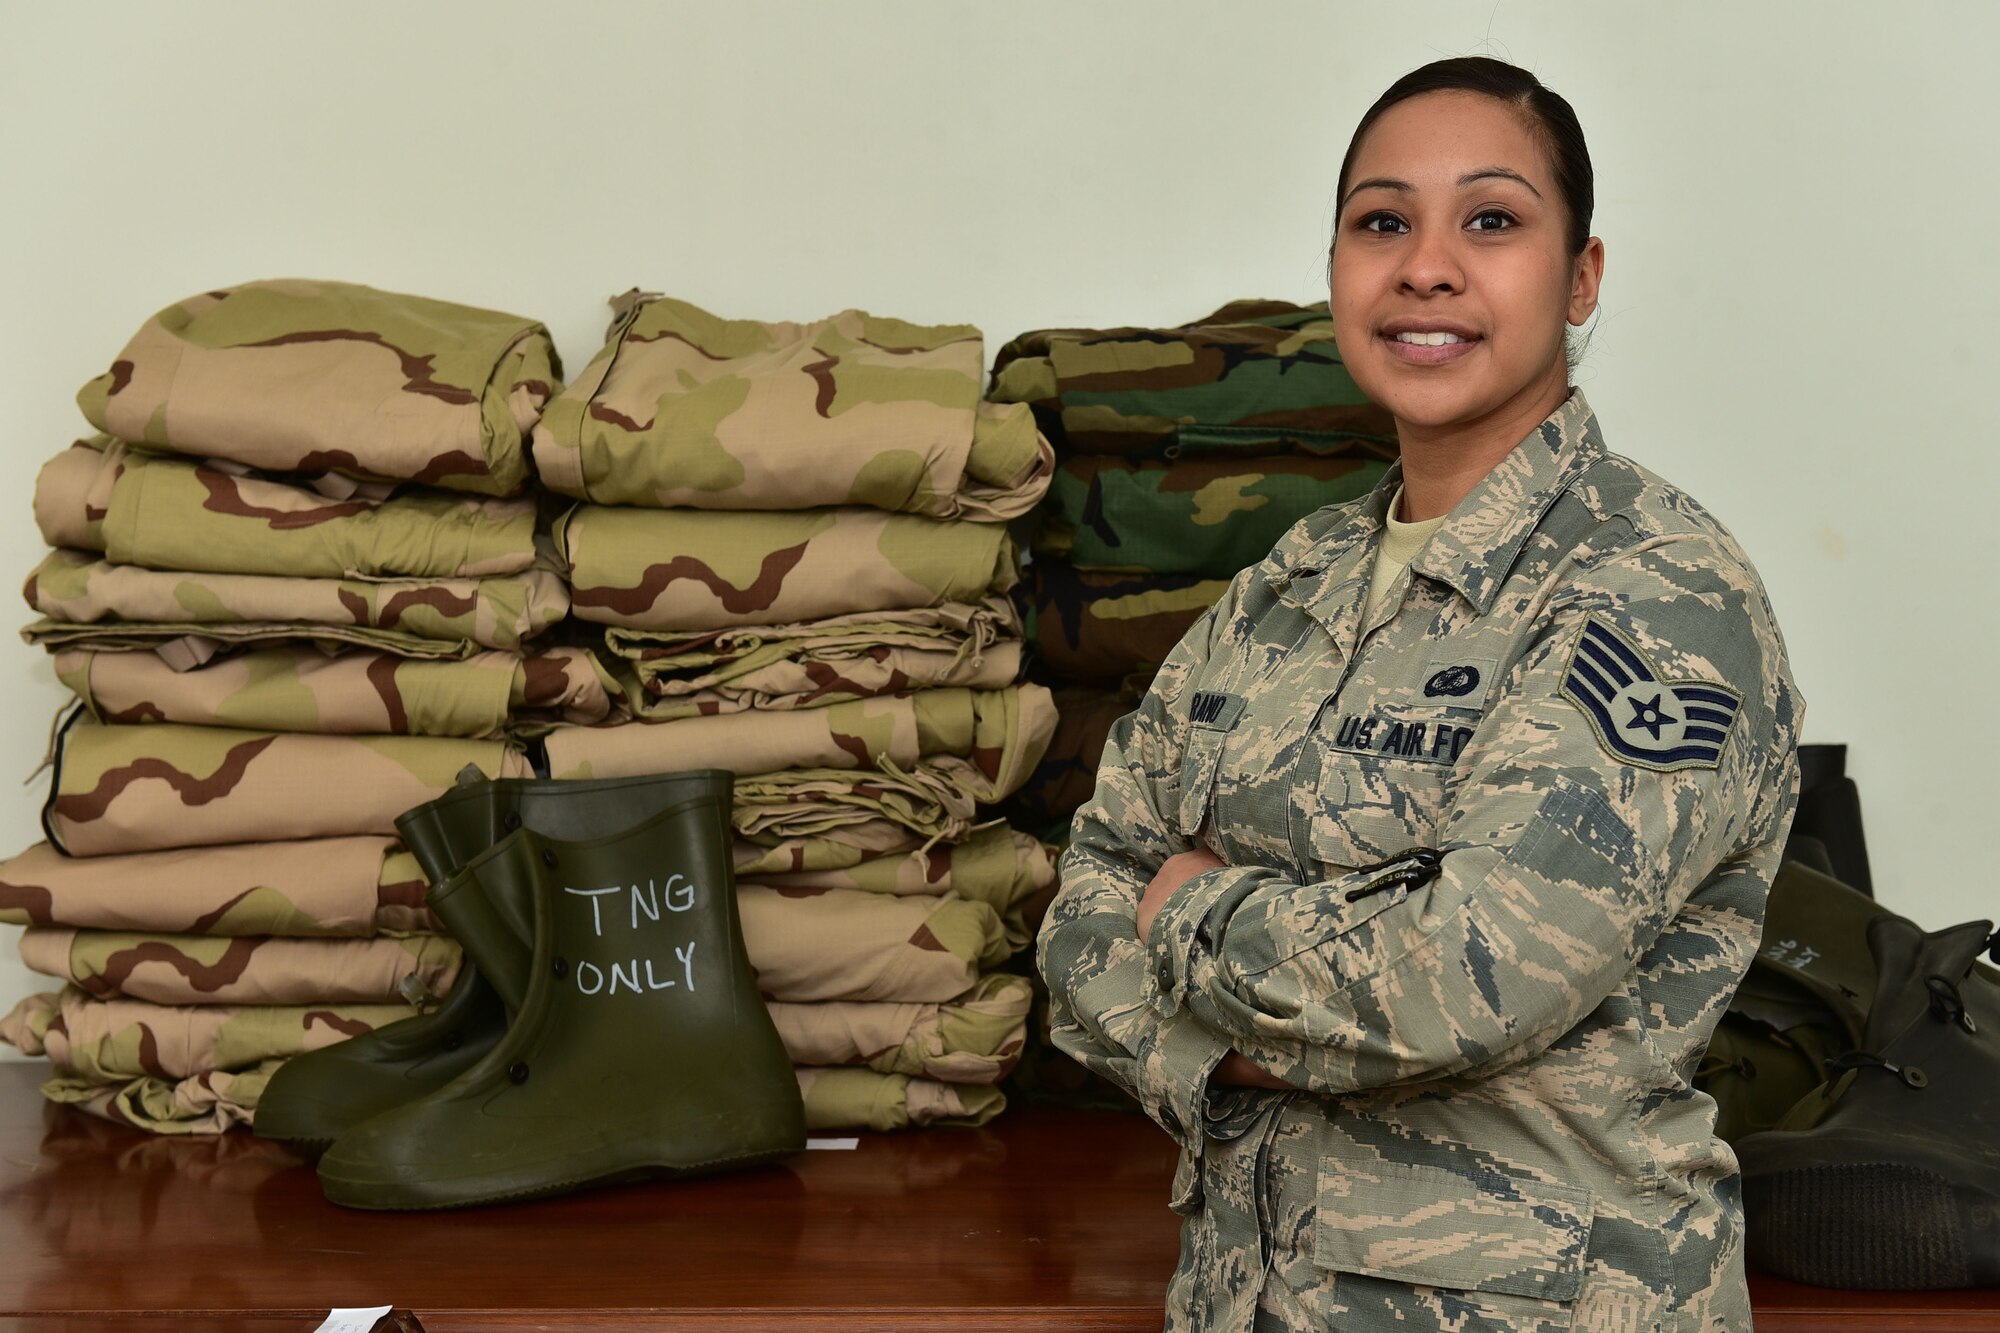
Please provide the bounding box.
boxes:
[0,1064,1992,1330]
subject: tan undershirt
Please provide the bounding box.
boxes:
[1364,485,1449,623]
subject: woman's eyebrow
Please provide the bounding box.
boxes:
[1341,167,1543,213]
[1460,166,1543,198]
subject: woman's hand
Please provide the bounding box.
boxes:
[1135,847,1226,946]
[1211,1051,1294,1090]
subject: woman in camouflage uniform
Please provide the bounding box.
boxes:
[1038,57,1803,1332]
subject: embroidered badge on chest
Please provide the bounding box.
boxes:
[1560,614,1742,771]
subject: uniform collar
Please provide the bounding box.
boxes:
[1263,387,1604,615]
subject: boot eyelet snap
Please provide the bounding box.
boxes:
[503,813,522,831]
[508,1061,530,1085]
[553,956,568,979]
[541,849,558,869]
[443,1031,463,1052]
[1903,1066,1929,1089]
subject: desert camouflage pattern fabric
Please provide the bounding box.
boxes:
[1028,560,1229,683]
[729,759,1002,851]
[744,820,1053,938]
[54,646,599,738]
[557,503,1017,632]
[737,886,1008,1004]
[600,597,1021,722]
[989,298,1397,460]
[24,549,570,661]
[542,684,1054,804]
[2,987,415,1081]
[767,972,1031,1084]
[1037,452,1392,578]
[39,1061,276,1134]
[795,1065,1006,1132]
[19,927,461,1008]
[45,720,530,856]
[1037,389,1805,1331]
[74,278,558,496]
[0,837,435,937]
[532,292,1052,519]
[34,438,537,580]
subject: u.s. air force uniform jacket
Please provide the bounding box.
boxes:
[1037,389,1804,1332]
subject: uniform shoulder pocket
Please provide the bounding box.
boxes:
[1315,1152,1593,1308]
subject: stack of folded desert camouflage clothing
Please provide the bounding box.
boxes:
[0,279,594,1132]
[987,299,1399,844]
[526,292,1059,1132]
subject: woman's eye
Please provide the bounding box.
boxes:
[1469,210,1515,232]
[1360,213,1408,235]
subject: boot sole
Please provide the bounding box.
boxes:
[1744,1160,1981,1289]
[318,1140,801,1212]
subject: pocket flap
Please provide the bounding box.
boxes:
[1315,1154,1593,1302]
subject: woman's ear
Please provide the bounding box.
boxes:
[1568,236,1606,326]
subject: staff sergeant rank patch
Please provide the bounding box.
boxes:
[1559,614,1742,772]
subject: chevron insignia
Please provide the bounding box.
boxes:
[1559,615,1742,772]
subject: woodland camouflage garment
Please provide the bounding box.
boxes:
[988,299,1397,460]
[75,278,558,496]
[1028,561,1231,683]
[1038,391,1803,1332]
[533,292,1051,518]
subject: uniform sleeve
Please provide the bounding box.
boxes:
[1144,535,1802,1096]
[1034,580,1242,1155]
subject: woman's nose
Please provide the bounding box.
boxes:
[1397,228,1465,296]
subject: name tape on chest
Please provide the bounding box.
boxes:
[1559,614,1742,772]
[1188,691,1247,729]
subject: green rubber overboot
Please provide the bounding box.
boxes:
[1738,913,2000,1288]
[253,770,735,1151]
[317,785,805,1210]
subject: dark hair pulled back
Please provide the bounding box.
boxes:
[1335,57,1594,259]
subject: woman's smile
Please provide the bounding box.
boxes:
[1381,320,1483,366]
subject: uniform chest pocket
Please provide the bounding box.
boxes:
[1314,1153,1594,1326]
[1308,706,1466,872]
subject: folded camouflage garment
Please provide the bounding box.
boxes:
[0,837,434,937]
[1037,452,1390,578]
[741,820,1053,913]
[24,549,570,661]
[39,1061,276,1134]
[533,293,1051,519]
[767,973,1032,1084]
[18,927,462,1007]
[730,760,985,849]
[795,1066,1006,1131]
[35,1061,1000,1136]
[34,439,538,580]
[737,886,1009,1004]
[44,721,530,856]
[557,503,1017,631]
[600,597,1022,721]
[54,645,609,737]
[1026,559,1227,682]
[542,685,1055,806]
[988,298,1398,459]
[2,988,416,1082]
[75,278,558,496]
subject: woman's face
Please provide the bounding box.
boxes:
[1330,90,1601,435]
